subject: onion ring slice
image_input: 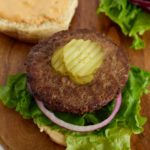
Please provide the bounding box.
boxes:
[129,0,150,12]
[35,93,122,132]
[130,0,150,7]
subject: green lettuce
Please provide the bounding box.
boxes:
[97,0,150,50]
[0,67,150,150]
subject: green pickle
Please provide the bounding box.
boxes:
[51,48,67,74]
[51,39,104,84]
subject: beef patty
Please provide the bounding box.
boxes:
[26,29,129,114]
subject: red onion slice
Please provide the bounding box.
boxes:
[129,0,150,12]
[130,0,150,7]
[35,94,122,132]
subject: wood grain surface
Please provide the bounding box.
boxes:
[0,0,150,150]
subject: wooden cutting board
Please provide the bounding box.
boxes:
[0,0,150,149]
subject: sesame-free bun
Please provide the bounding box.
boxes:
[0,0,78,42]
[37,124,66,147]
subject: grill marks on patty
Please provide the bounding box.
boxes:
[26,29,129,114]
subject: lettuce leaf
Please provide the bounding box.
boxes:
[66,128,131,150]
[97,0,150,50]
[0,67,150,150]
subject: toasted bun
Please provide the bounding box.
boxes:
[0,0,78,42]
[37,124,66,147]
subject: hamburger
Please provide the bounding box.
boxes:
[0,29,150,149]
[0,0,78,42]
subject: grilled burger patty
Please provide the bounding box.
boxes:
[26,29,129,114]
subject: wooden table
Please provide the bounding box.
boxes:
[0,0,150,149]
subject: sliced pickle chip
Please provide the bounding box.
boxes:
[51,39,104,84]
[70,74,93,84]
[63,39,104,77]
[51,48,67,74]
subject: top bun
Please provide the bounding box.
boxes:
[0,0,78,42]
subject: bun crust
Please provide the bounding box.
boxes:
[0,0,78,42]
[38,125,66,147]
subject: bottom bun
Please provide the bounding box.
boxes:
[38,124,66,147]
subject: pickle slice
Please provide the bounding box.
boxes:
[51,39,104,84]
[70,74,93,85]
[51,40,78,74]
[63,39,103,77]
[51,48,67,74]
